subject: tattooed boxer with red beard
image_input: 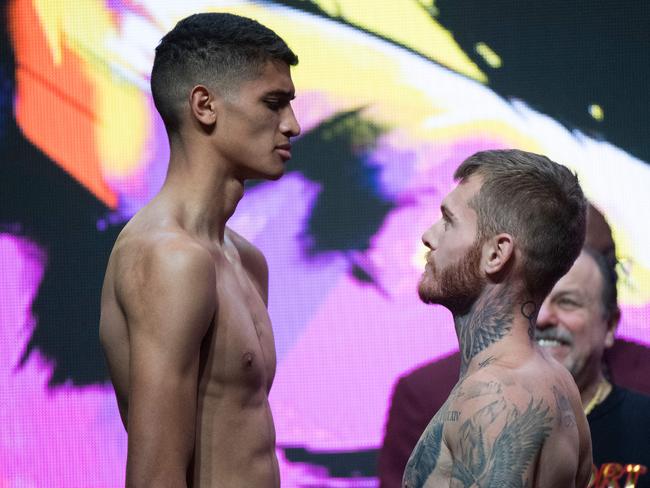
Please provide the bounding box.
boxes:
[403,149,592,488]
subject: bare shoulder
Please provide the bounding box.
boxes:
[538,355,593,487]
[442,360,591,488]
[443,368,556,487]
[226,227,269,303]
[113,229,217,336]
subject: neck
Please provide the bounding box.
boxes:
[453,283,536,377]
[578,369,610,409]
[160,140,246,243]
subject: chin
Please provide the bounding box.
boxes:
[266,159,288,179]
[418,279,441,305]
[248,165,285,182]
[269,167,286,180]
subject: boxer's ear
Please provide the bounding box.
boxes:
[189,85,217,127]
[604,306,620,349]
[482,233,514,278]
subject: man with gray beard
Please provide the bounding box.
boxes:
[536,246,650,487]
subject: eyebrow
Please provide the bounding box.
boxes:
[552,289,583,300]
[441,204,455,221]
[264,89,295,99]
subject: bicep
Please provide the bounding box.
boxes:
[576,412,593,488]
[123,245,216,483]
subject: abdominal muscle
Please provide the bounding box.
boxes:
[191,383,279,487]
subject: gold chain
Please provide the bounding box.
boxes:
[583,379,612,416]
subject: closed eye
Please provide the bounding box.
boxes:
[265,99,282,111]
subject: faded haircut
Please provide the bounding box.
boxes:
[151,12,298,132]
[454,149,587,301]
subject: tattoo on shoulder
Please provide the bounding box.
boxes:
[552,385,577,429]
[457,288,514,375]
[460,380,502,400]
[451,397,553,487]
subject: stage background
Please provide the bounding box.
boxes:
[1,1,649,486]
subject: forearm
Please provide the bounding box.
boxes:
[125,378,198,487]
[126,468,189,488]
[125,428,194,487]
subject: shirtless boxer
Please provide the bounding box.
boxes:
[403,149,592,487]
[99,13,300,487]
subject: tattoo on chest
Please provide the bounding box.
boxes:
[446,410,460,422]
[404,406,449,487]
[403,385,463,488]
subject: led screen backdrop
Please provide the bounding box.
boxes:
[1,0,649,486]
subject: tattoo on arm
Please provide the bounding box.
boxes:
[451,397,553,487]
[552,386,577,429]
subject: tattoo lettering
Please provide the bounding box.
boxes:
[456,287,514,376]
[451,397,553,487]
[446,410,461,422]
[552,385,577,429]
[478,356,496,369]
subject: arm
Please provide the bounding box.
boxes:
[120,240,216,487]
[573,392,593,488]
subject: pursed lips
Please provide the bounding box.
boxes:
[275,143,292,161]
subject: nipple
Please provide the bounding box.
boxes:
[242,352,254,368]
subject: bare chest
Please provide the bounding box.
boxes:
[403,400,456,488]
[199,260,276,395]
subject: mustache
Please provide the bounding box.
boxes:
[534,326,574,346]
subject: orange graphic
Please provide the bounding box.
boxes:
[10,0,117,207]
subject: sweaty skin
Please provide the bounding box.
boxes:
[404,176,592,488]
[100,58,300,487]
